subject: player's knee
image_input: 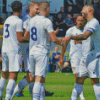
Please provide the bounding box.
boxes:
[9,72,18,81]
[2,71,9,79]
[76,77,85,84]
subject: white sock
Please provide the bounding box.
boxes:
[11,78,28,99]
[40,83,45,100]
[33,82,42,100]
[29,82,34,97]
[0,77,7,98]
[79,90,85,100]
[5,79,16,100]
[93,83,100,100]
[70,83,83,100]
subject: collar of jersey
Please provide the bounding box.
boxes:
[87,17,95,22]
[38,14,45,17]
[12,15,19,18]
[76,26,83,31]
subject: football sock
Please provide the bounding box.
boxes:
[5,79,16,100]
[11,78,28,99]
[79,90,85,100]
[70,83,83,100]
[93,83,100,100]
[29,82,34,97]
[33,82,42,100]
[40,83,45,100]
[0,77,7,98]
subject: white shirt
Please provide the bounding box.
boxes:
[20,15,32,54]
[2,15,23,53]
[22,14,32,29]
[84,18,100,57]
[66,26,83,59]
[26,15,54,54]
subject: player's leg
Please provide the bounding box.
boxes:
[0,53,9,99]
[32,53,48,100]
[70,57,88,100]
[87,54,100,100]
[71,59,85,100]
[11,53,32,98]
[5,53,20,100]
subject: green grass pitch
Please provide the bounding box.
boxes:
[1,72,97,100]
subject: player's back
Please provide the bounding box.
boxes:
[29,15,52,54]
[2,15,22,53]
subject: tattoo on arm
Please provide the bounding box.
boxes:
[71,31,92,40]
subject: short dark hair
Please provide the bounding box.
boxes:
[11,1,22,12]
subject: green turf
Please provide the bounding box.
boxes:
[1,73,97,100]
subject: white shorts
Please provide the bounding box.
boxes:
[2,52,21,72]
[29,51,49,78]
[78,52,100,78]
[70,58,81,74]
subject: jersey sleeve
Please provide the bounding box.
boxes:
[86,19,99,34]
[16,19,23,32]
[45,19,54,33]
[26,21,30,32]
[65,28,72,37]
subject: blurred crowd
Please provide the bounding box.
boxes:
[0,0,100,37]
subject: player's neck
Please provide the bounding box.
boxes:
[76,25,83,30]
[29,13,35,17]
[13,12,20,17]
[39,12,46,17]
[87,14,94,21]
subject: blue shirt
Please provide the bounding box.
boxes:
[52,52,60,63]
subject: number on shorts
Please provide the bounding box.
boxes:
[5,24,10,38]
[31,26,37,41]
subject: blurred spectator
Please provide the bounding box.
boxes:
[0,17,4,24]
[52,46,60,64]
[84,0,93,5]
[73,13,79,25]
[65,14,74,28]
[66,6,73,16]
[93,0,100,24]
[52,46,61,72]
[55,13,66,30]
[58,7,66,20]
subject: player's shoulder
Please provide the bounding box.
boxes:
[66,26,75,32]
[5,15,22,23]
[89,18,99,25]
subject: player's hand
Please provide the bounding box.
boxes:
[62,36,71,46]
[54,28,59,35]
[59,56,64,66]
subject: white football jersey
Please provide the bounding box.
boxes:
[82,18,100,57]
[66,26,83,59]
[2,15,23,53]
[26,15,54,54]
[22,14,32,29]
[20,15,32,54]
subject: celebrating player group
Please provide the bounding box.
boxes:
[0,0,100,100]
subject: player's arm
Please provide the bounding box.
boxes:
[16,20,29,43]
[49,32,62,46]
[54,28,59,35]
[24,30,30,41]
[70,31,92,40]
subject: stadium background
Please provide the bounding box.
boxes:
[0,0,99,99]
